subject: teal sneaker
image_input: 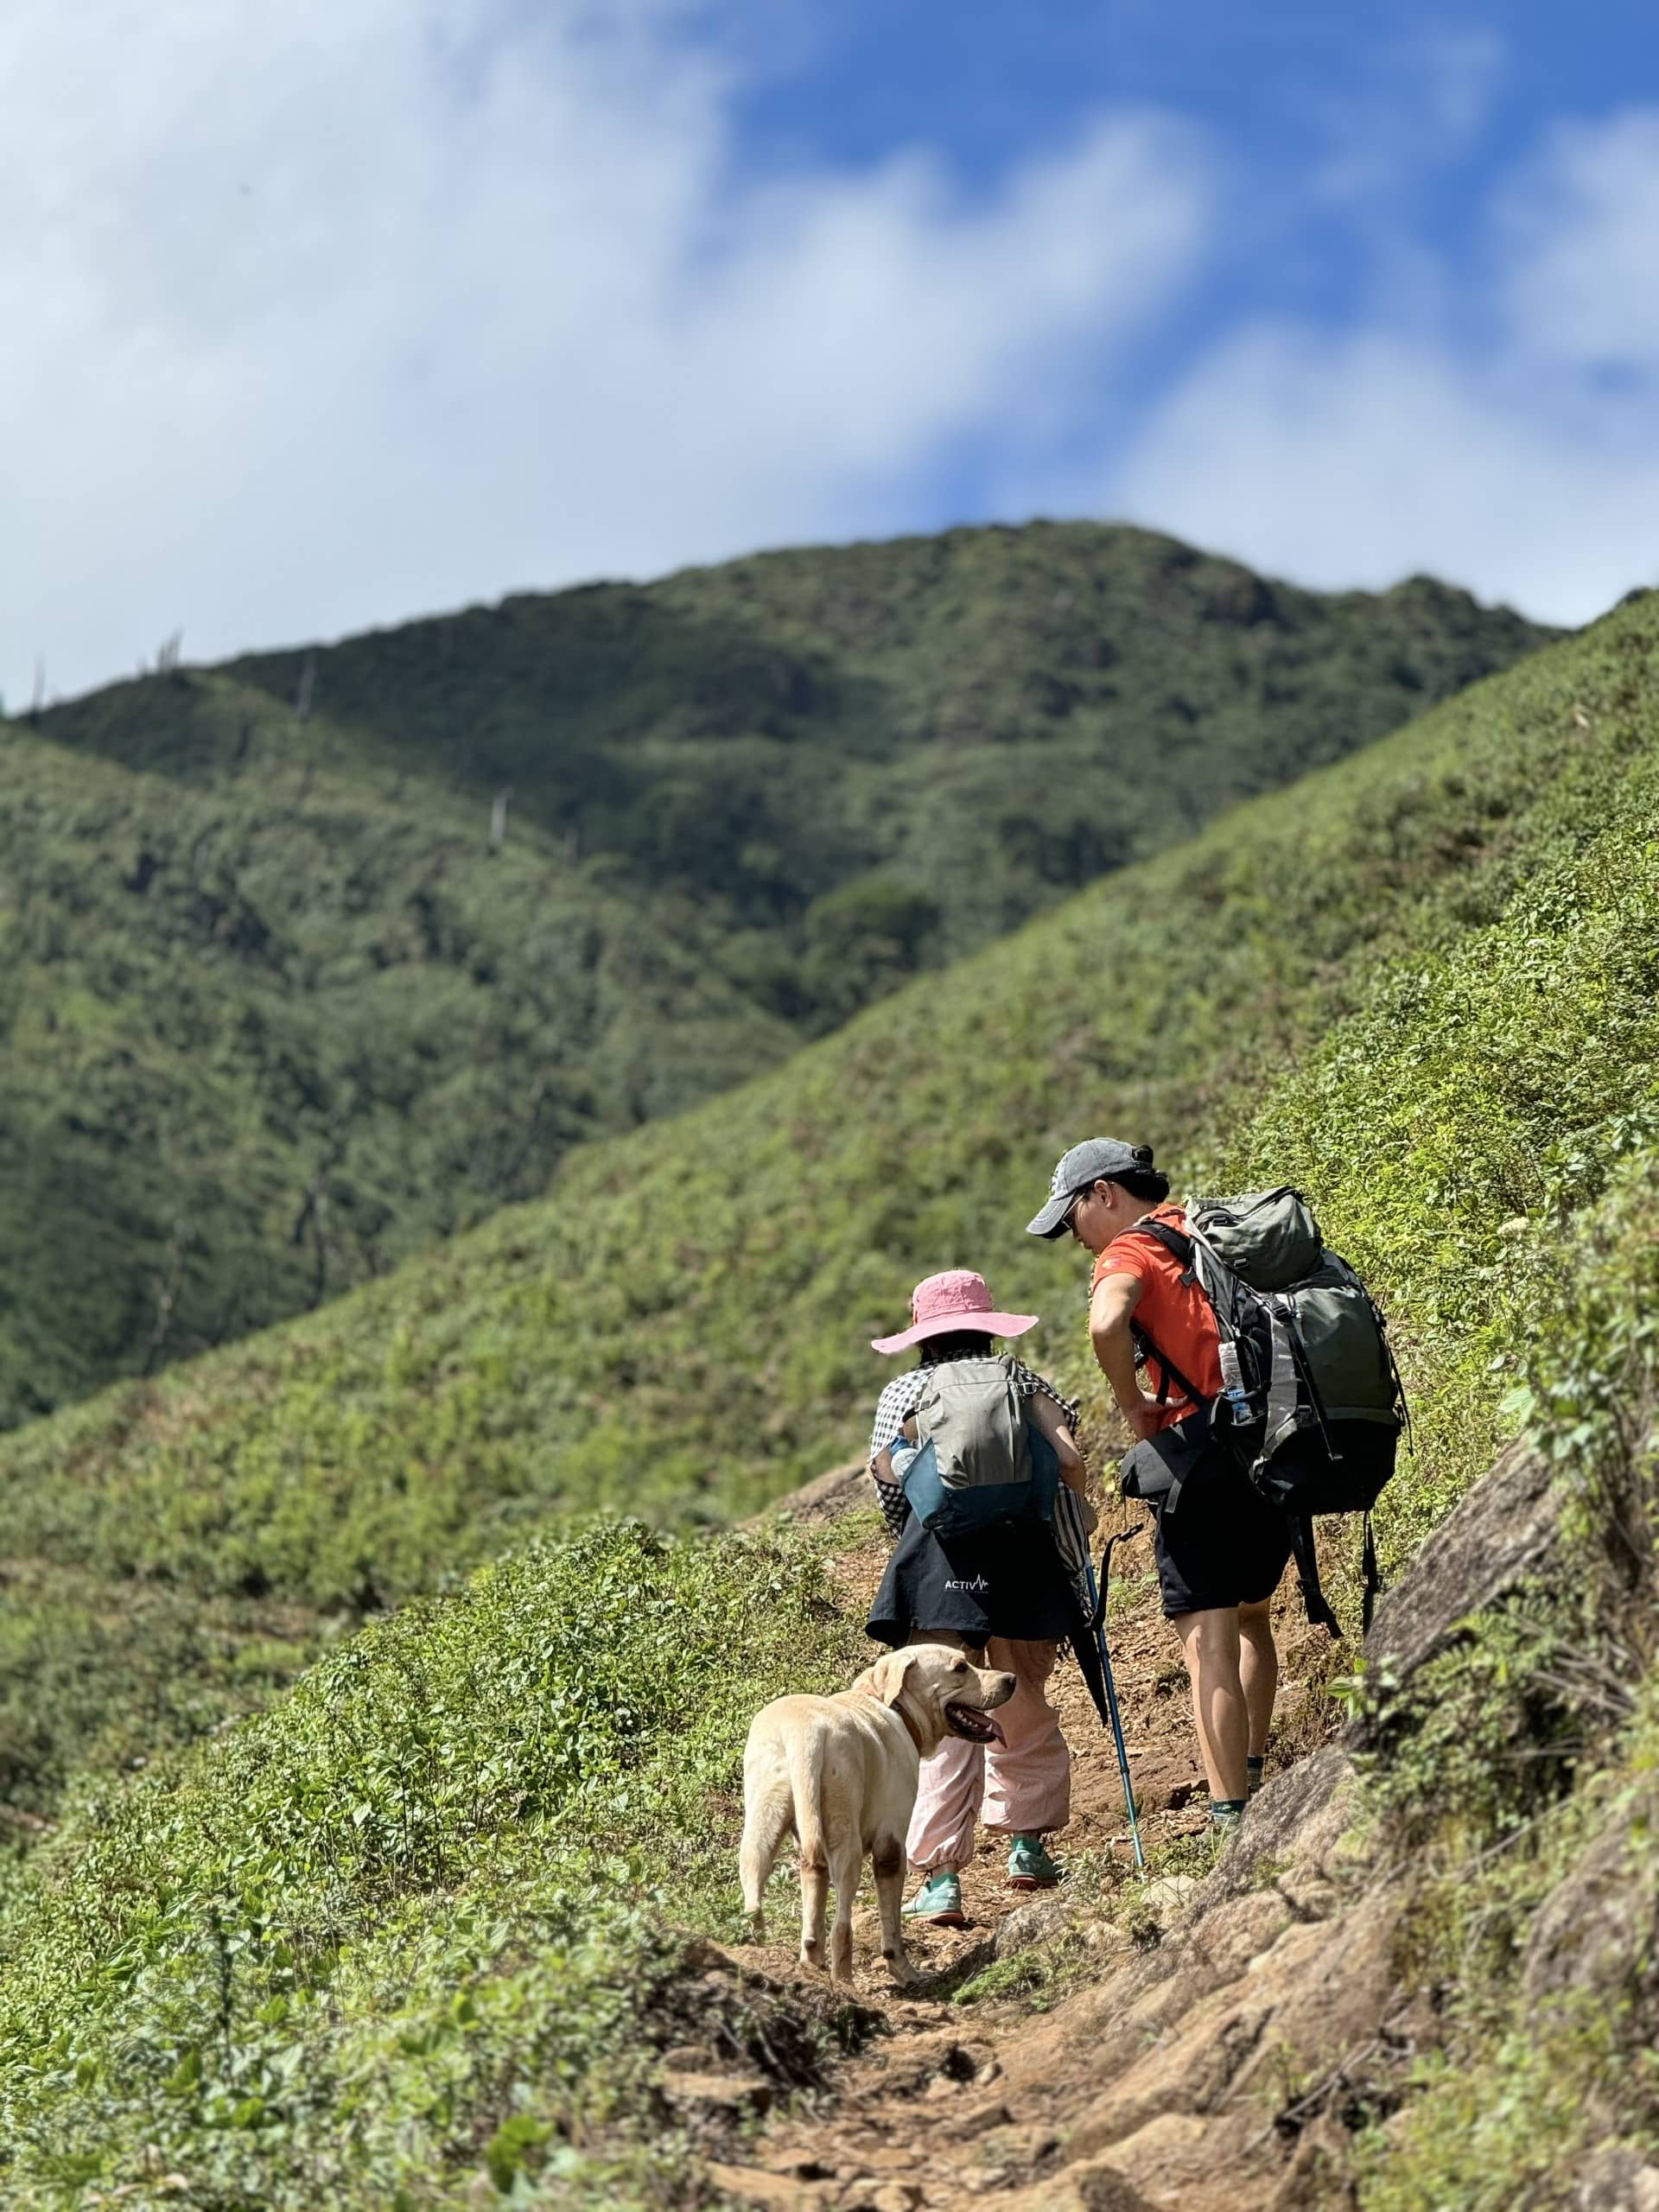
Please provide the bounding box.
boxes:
[902,1870,965,1926]
[1006,1834,1064,1891]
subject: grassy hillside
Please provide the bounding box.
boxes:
[0,1519,873,2205]
[6,1178,1653,2208]
[0,719,791,1427]
[0,591,1650,1819]
[3,522,1547,1425]
[0,595,1654,2205]
[215,526,1547,961]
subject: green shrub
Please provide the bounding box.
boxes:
[1343,1154,1659,2205]
[0,1518,868,2206]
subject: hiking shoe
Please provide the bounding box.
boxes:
[1006,1834,1064,1891]
[902,1871,965,1925]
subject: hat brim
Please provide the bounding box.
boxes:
[1026,1195,1072,1239]
[871,1309,1039,1356]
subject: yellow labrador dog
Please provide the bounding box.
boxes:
[740,1643,1014,1985]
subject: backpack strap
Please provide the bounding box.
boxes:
[1255,1304,1307,1466]
[1113,1220,1209,1408]
[1090,1523,1135,1635]
[1118,1216,1261,1421]
[1122,1217,1195,1273]
[1129,1321,1204,1410]
[1287,1511,1343,1638]
[1272,1295,1343,1464]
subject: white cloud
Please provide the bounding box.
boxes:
[1498,108,1659,368]
[1114,105,1659,625]
[1313,25,1506,207]
[0,0,1212,702]
[1116,328,1659,623]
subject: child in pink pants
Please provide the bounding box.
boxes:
[904,1632,1071,1877]
[865,1269,1090,1921]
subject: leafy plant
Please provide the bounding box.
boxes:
[0,1519,869,2206]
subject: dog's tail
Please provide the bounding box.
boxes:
[785,1721,830,1872]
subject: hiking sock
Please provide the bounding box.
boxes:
[1247,1756,1265,1795]
[1211,1797,1248,1829]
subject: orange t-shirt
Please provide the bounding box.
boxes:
[1093,1205,1224,1430]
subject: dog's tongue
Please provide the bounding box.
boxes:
[985,1713,1006,1745]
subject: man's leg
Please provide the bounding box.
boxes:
[1172,1605,1249,1804]
[979,1637,1071,1841]
[1238,1598,1278,1759]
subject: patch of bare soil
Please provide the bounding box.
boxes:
[697,1480,1348,2212]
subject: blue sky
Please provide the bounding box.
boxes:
[702,0,1659,562]
[3,0,1656,700]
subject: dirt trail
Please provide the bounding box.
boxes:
[697,1476,1339,2212]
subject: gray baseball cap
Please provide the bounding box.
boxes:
[1026,1138,1157,1238]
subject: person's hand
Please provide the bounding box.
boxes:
[1121,1396,1165,1443]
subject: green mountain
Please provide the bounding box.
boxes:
[0,586,1647,1816]
[3,523,1548,1427]
[0,593,1654,2212]
[0,593,1654,2205]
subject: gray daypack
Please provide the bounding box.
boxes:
[897,1357,1059,1541]
[1122,1190,1407,1633]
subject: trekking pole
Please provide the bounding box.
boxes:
[1084,1535,1146,1874]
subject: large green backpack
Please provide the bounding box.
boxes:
[1125,1190,1407,1633]
[896,1357,1059,1541]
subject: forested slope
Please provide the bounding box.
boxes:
[0,593,1652,2208]
[0,716,790,1425]
[2,522,1546,1424]
[0,591,1649,1819]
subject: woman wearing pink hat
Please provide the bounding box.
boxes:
[865,1268,1091,1924]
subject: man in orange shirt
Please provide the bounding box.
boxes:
[1027,1140,1290,1827]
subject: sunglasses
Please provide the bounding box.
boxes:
[1061,1184,1098,1233]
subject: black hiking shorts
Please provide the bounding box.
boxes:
[1147,1469,1294,1619]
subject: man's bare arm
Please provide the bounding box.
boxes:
[1089,1270,1164,1441]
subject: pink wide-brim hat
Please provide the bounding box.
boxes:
[871,1268,1039,1356]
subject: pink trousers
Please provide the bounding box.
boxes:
[905,1632,1071,1871]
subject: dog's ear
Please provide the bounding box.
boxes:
[866,1650,919,1708]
